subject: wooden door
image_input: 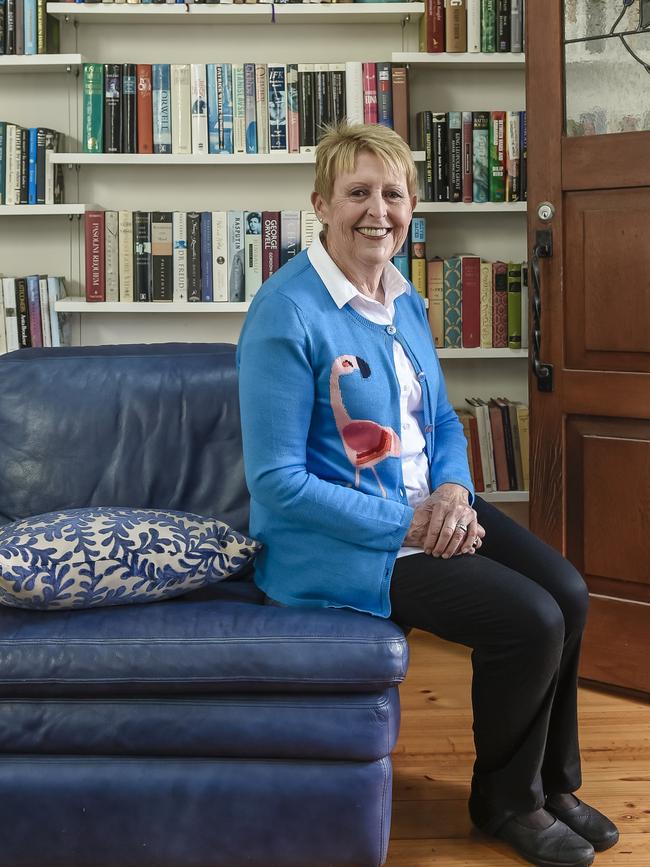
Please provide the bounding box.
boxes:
[526,0,650,693]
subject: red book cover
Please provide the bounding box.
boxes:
[433,0,445,52]
[467,414,485,492]
[136,64,153,155]
[85,210,105,302]
[492,260,508,348]
[362,63,378,125]
[262,211,280,282]
[488,400,510,491]
[461,255,481,348]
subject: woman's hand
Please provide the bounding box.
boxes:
[403,483,486,558]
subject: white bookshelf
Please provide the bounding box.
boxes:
[0,205,95,216]
[54,299,250,314]
[50,152,426,166]
[0,54,84,73]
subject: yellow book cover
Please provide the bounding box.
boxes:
[426,258,444,348]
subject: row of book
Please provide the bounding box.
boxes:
[457,397,529,493]
[57,1,405,4]
[416,109,526,204]
[0,123,65,206]
[0,0,59,55]
[420,0,526,54]
[84,209,321,303]
[83,61,410,157]
[0,276,70,354]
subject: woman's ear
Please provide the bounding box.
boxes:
[311,190,325,224]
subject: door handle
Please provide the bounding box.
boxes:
[531,230,554,393]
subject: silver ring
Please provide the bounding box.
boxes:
[456,523,468,533]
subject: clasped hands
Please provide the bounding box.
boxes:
[403,483,486,558]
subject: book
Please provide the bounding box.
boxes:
[390,64,410,146]
[200,212,213,302]
[472,111,489,203]
[504,397,524,490]
[0,288,6,356]
[83,63,103,153]
[104,210,119,302]
[44,129,63,206]
[0,122,5,205]
[27,128,37,205]
[256,64,271,155]
[511,0,523,52]
[314,63,330,143]
[103,63,122,154]
[443,256,462,349]
[393,236,409,280]
[497,0,511,52]
[268,63,288,153]
[448,111,462,203]
[136,64,153,154]
[328,63,346,131]
[26,275,43,347]
[521,261,528,350]
[362,62,378,125]
[152,64,172,154]
[5,125,17,206]
[479,261,493,348]
[488,398,510,490]
[456,410,475,488]
[118,210,134,302]
[417,110,434,202]
[463,409,485,492]
[47,276,69,348]
[344,61,364,125]
[151,211,173,302]
[492,396,518,489]
[507,260,522,349]
[516,403,529,490]
[520,110,527,201]
[15,277,31,347]
[300,211,319,251]
[465,397,496,492]
[85,210,105,302]
[481,0,497,52]
[18,127,28,204]
[228,210,245,302]
[211,210,228,302]
[262,211,280,282]
[376,62,393,129]
[242,63,257,155]
[445,0,467,52]
[172,210,187,302]
[133,211,152,302]
[244,211,262,302]
[121,63,137,154]
[191,64,208,155]
[492,260,508,348]
[171,64,191,154]
[298,64,316,153]
[419,0,445,53]
[2,279,19,353]
[505,110,520,202]
[432,112,449,202]
[426,257,444,348]
[460,254,480,348]
[410,217,427,299]
[467,0,481,52]
[186,211,202,302]
[280,210,300,266]
[488,110,506,202]
[37,275,51,350]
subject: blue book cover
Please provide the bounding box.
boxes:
[207,64,220,154]
[393,256,409,280]
[410,216,426,246]
[244,63,257,154]
[268,64,287,152]
[0,122,6,205]
[472,111,489,204]
[24,0,37,55]
[152,64,172,154]
[220,64,234,154]
[27,128,38,205]
[200,212,213,302]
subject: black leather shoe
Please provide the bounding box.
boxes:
[545,798,620,852]
[494,816,595,867]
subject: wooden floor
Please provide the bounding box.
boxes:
[386,631,650,866]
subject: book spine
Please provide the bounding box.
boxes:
[172,211,187,302]
[118,210,134,302]
[448,111,462,203]
[27,128,37,205]
[467,0,481,52]
[488,400,510,490]
[445,0,467,52]
[85,210,105,302]
[467,413,485,492]
[121,63,137,154]
[300,210,320,251]
[505,110,520,202]
[0,122,5,206]
[46,277,62,349]
[14,279,30,348]
[5,0,15,56]
[262,211,280,282]
[103,63,122,154]
[432,112,449,202]
[152,64,172,154]
[375,62,393,129]
[44,129,62,206]
[443,256,462,349]
[37,276,51,347]
[104,210,119,302]
[244,63,258,155]
[461,111,473,204]
[136,64,153,154]
[255,64,270,154]
[457,412,475,487]
[491,260,508,347]
[38,0,50,53]
[15,0,23,55]
[472,111,489,203]
[488,110,506,202]
[133,211,152,302]
[191,64,208,155]
[497,399,518,489]
[3,279,19,353]
[481,0,496,52]
[286,64,300,154]
[207,64,220,154]
[460,256,480,348]
[430,0,445,51]
[417,110,434,202]
[83,63,104,153]
[507,260,522,348]
[510,0,522,52]
[410,216,427,299]
[26,275,43,347]
[227,210,245,302]
[390,64,409,146]
[268,63,288,152]
[520,110,527,201]
[344,61,363,126]
[497,0,511,51]
[328,62,346,129]
[18,127,28,204]
[5,126,17,206]
[199,212,213,301]
[186,212,202,302]
[24,0,37,55]
[232,64,246,154]
[298,64,316,153]
[211,210,228,302]
[244,211,262,302]
[426,258,444,348]
[151,211,174,302]
[521,261,528,349]
[392,236,409,281]
[479,260,493,348]
[507,401,524,490]
[313,64,329,143]
[0,0,5,56]
[362,62,377,125]
[171,64,191,154]
[516,404,529,490]
[220,64,234,154]
[280,210,300,266]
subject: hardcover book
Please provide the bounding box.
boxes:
[410,216,427,299]
[505,110,520,202]
[136,64,153,154]
[507,260,522,349]
[232,64,246,154]
[118,210,134,302]
[344,61,364,126]
[497,0,511,51]
[481,0,496,53]
[221,64,234,154]
[390,64,410,146]
[15,277,31,347]
[133,211,152,302]
[432,112,449,202]
[200,212,213,302]
[491,260,508,348]
[443,256,462,349]
[211,210,228,302]
[244,63,258,155]
[26,275,43,348]
[152,64,172,154]
[487,398,510,490]
[83,63,103,154]
[362,62,377,125]
[448,111,462,203]
[461,111,473,204]
[314,63,330,144]
[268,63,288,152]
[465,397,496,492]
[300,211,320,251]
[121,63,137,154]
[104,210,119,302]
[416,110,434,202]
[298,63,316,153]
[256,64,270,154]
[280,210,300,266]
[472,111,489,203]
[467,0,481,52]
[191,64,209,155]
[85,210,105,302]
[479,260,493,348]
[186,211,202,302]
[103,63,122,154]
[227,210,245,302]
[262,211,280,282]
[171,64,192,154]
[328,63,346,131]
[445,0,467,52]
[375,62,393,129]
[460,254,481,348]
[151,211,174,302]
[172,211,188,302]
[244,211,262,302]
[488,110,506,203]
[426,257,444,348]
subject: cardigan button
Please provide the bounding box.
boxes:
[386,325,397,335]
[417,371,426,380]
[424,424,433,433]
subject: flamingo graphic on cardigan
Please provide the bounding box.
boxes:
[329,354,401,498]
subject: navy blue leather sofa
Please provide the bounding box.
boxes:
[0,343,409,867]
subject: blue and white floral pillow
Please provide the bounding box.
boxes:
[0,507,261,611]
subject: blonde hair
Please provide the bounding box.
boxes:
[314,122,417,202]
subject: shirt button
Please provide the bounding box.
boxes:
[386,325,396,335]
[402,423,410,430]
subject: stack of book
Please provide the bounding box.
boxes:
[0,0,59,56]
[416,109,526,203]
[83,61,411,156]
[420,0,526,54]
[0,275,70,352]
[84,209,321,303]
[0,123,64,205]
[457,398,529,493]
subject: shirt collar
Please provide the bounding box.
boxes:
[307,231,411,310]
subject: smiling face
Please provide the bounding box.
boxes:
[311,151,417,279]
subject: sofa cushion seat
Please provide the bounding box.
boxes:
[0,582,409,698]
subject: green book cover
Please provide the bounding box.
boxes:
[489,111,506,203]
[83,64,104,154]
[472,111,489,204]
[507,261,522,349]
[443,256,462,349]
[481,0,497,52]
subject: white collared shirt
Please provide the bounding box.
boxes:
[307,233,428,558]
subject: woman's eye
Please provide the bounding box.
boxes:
[387,191,404,199]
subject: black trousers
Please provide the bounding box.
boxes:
[389,496,589,833]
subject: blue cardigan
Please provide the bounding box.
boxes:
[237,251,474,618]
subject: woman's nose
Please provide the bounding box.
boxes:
[366,191,388,218]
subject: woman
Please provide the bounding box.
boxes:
[236,123,618,867]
